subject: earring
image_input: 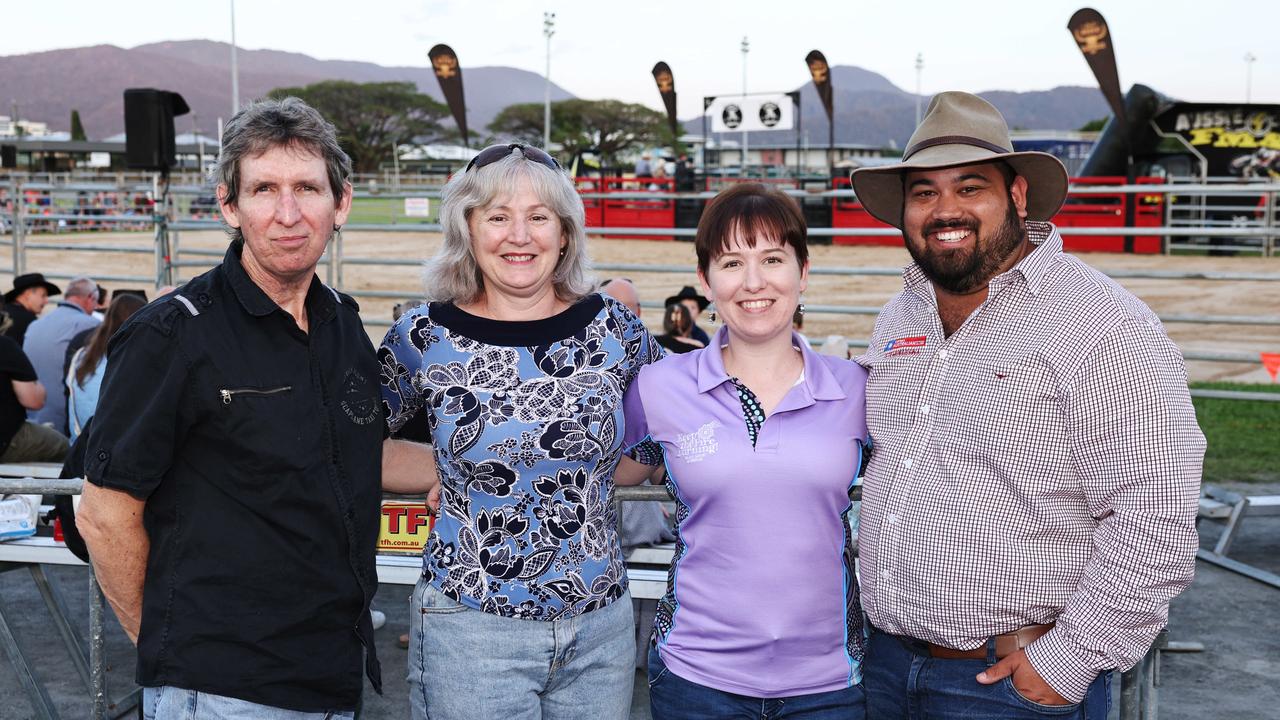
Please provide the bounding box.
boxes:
[797,302,806,316]
[708,305,717,323]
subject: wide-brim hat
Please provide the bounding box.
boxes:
[4,273,62,303]
[664,285,709,311]
[851,92,1069,228]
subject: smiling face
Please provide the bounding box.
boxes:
[469,177,566,305]
[902,162,1029,294]
[698,229,809,346]
[219,143,351,291]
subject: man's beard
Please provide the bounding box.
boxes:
[905,202,1026,294]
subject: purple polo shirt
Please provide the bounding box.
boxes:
[623,328,870,698]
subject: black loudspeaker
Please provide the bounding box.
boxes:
[123,88,190,170]
[0,144,15,169]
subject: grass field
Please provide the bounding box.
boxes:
[1192,381,1280,483]
[347,196,439,225]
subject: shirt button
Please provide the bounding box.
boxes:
[97,451,109,461]
[902,458,914,469]
[938,349,949,361]
[919,404,930,415]
[880,570,892,580]
[887,514,900,525]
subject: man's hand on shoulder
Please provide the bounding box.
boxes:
[976,649,1072,706]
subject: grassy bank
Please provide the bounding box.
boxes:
[1192,381,1280,484]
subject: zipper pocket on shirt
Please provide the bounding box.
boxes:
[219,386,292,405]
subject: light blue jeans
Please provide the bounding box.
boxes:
[142,686,355,719]
[408,578,635,720]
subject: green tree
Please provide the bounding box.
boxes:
[70,109,86,141]
[488,99,673,167]
[267,81,450,174]
[1079,118,1108,132]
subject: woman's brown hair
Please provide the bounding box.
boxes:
[693,183,808,277]
[74,293,146,386]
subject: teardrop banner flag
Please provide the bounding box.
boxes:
[1067,8,1126,130]
[428,44,469,147]
[805,50,834,125]
[1262,352,1280,382]
[652,62,679,138]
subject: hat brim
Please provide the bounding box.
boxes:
[850,146,1069,229]
[4,280,62,303]
[664,295,709,310]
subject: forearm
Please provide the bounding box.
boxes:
[614,455,661,486]
[78,483,149,643]
[382,438,438,494]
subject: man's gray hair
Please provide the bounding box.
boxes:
[423,151,593,304]
[213,97,352,243]
[64,276,98,299]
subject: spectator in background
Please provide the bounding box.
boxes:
[664,285,711,345]
[654,303,704,354]
[66,293,147,441]
[3,273,61,346]
[23,276,100,432]
[599,277,641,317]
[635,153,653,178]
[0,335,68,463]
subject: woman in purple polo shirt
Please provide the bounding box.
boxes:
[616,183,870,719]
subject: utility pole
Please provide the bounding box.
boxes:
[543,12,556,150]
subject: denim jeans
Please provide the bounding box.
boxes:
[647,645,867,720]
[408,578,635,720]
[142,686,354,719]
[863,629,1111,719]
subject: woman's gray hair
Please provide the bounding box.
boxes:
[213,97,352,243]
[423,151,593,304]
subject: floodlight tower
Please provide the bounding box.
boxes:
[1245,51,1257,103]
[741,36,749,175]
[915,52,924,127]
[543,12,556,149]
[230,0,240,115]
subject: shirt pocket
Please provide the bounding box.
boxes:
[942,362,1061,455]
[207,380,316,475]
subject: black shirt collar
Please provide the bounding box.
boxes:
[223,241,337,324]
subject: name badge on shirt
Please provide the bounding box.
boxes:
[674,421,720,463]
[883,335,927,357]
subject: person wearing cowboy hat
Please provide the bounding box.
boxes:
[665,285,711,345]
[3,273,62,346]
[852,92,1203,718]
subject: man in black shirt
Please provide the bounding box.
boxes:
[0,335,69,462]
[77,97,382,718]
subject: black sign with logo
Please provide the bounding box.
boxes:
[1154,103,1280,178]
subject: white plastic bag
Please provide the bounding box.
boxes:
[0,494,39,541]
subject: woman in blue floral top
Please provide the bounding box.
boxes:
[379,144,662,720]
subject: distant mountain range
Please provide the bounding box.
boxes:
[0,41,1109,147]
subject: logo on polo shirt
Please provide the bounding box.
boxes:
[674,421,720,463]
[883,335,927,357]
[340,368,379,426]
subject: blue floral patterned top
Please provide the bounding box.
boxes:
[379,294,662,620]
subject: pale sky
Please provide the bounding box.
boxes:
[6,0,1278,118]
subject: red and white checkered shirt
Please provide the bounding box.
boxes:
[857,222,1204,702]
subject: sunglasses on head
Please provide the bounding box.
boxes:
[465,143,561,173]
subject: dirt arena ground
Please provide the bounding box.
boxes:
[7,229,1278,383]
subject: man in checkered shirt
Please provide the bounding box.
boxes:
[851,92,1205,718]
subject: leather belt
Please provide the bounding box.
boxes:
[925,623,1054,660]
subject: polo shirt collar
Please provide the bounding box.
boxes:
[223,241,337,323]
[694,325,847,406]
